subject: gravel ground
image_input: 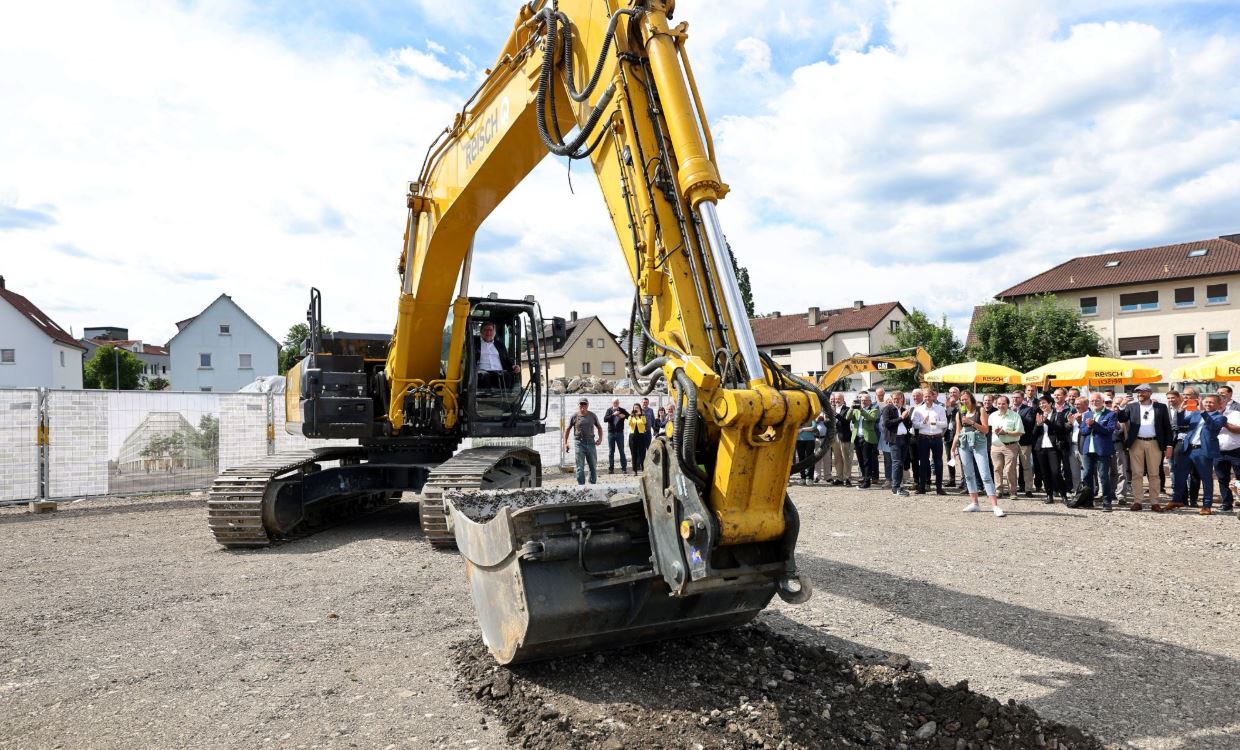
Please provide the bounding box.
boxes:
[1,475,1237,749]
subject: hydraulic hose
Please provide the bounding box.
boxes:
[534,3,629,159]
[672,369,708,486]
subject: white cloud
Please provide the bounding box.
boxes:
[392,45,467,80]
[734,37,772,76]
[711,0,1240,333]
[3,0,1236,362]
[0,1,460,344]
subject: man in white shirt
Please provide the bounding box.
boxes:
[474,322,519,388]
[911,387,948,495]
[1219,385,1239,414]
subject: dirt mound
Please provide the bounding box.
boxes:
[455,623,1105,750]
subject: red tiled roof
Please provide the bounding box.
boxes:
[996,235,1240,298]
[750,302,904,346]
[0,287,87,350]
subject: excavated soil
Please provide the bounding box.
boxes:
[448,485,640,522]
[455,622,1104,750]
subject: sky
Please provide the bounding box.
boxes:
[2,0,1239,349]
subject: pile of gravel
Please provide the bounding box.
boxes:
[455,623,1105,749]
[447,485,639,523]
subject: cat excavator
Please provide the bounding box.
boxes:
[208,0,828,664]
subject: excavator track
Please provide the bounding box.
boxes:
[207,447,398,549]
[419,445,541,549]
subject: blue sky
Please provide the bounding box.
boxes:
[2,0,1238,349]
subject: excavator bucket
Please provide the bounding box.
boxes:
[447,487,780,665]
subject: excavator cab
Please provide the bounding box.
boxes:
[455,296,545,438]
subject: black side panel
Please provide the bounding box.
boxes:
[302,353,374,439]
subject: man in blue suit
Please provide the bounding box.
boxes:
[1078,392,1119,511]
[1173,393,1231,515]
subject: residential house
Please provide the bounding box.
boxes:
[993,234,1240,386]
[750,301,908,390]
[0,276,85,389]
[541,311,627,380]
[80,326,170,387]
[167,294,278,392]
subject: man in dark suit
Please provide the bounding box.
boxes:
[473,321,519,388]
[1077,392,1119,511]
[1173,394,1231,514]
[1116,383,1172,511]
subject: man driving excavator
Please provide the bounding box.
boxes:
[473,321,519,388]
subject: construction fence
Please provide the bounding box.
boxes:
[0,389,673,504]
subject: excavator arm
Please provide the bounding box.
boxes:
[816,347,935,391]
[386,0,824,662]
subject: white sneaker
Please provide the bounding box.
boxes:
[962,503,980,512]
[993,506,1006,517]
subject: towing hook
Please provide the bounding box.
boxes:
[776,573,812,604]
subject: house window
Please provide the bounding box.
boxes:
[1117,335,1159,357]
[601,361,616,375]
[219,324,231,335]
[826,352,835,366]
[597,338,605,348]
[581,362,591,374]
[200,386,213,392]
[59,351,65,367]
[1175,334,1195,355]
[889,320,900,332]
[1206,283,1228,304]
[770,347,792,357]
[199,353,212,368]
[1208,331,1229,353]
[1173,287,1195,308]
[1079,297,1098,316]
[585,338,594,348]
[1188,248,1209,258]
[1118,290,1158,312]
[238,353,252,369]
[1104,260,1121,268]
[1,349,15,364]
[162,365,167,374]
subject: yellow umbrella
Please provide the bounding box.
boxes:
[1170,350,1240,382]
[1021,356,1162,387]
[925,361,1023,386]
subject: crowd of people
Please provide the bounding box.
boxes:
[798,383,1240,518]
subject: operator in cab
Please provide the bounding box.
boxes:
[474,321,520,388]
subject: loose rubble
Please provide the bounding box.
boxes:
[456,623,1107,750]
[447,485,640,522]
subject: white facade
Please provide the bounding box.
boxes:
[0,296,84,389]
[168,295,278,393]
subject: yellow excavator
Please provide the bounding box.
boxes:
[816,347,935,391]
[208,0,828,663]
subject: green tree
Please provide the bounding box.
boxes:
[725,239,755,318]
[279,322,331,374]
[84,346,144,389]
[883,309,966,391]
[147,376,170,391]
[970,295,1104,373]
[196,414,220,465]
